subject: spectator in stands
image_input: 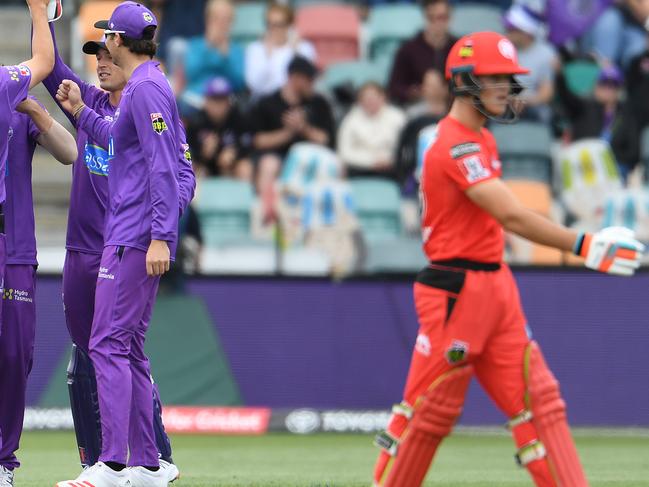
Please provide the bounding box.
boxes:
[504,4,557,123]
[338,82,406,179]
[185,77,253,181]
[245,2,316,99]
[250,55,335,194]
[180,0,245,112]
[556,65,625,143]
[395,69,449,186]
[582,0,648,69]
[388,0,457,105]
[623,46,649,133]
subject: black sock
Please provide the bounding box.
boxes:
[104,461,126,472]
[143,466,160,472]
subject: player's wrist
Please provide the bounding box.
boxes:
[71,103,85,119]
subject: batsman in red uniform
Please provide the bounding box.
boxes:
[372,31,645,487]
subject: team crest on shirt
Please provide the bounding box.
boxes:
[458,155,491,183]
[150,113,168,134]
[446,340,469,364]
[182,143,193,165]
[18,65,30,77]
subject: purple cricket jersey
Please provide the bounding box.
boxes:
[5,101,42,265]
[78,61,183,256]
[43,25,115,255]
[0,65,32,206]
[43,25,195,255]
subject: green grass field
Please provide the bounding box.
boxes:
[13,431,649,486]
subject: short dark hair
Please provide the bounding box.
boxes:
[420,0,449,9]
[119,26,157,58]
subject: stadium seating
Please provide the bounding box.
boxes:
[490,122,553,183]
[365,237,427,273]
[321,60,389,91]
[563,60,600,97]
[231,2,266,46]
[194,178,255,247]
[350,178,402,242]
[296,5,361,69]
[449,3,505,38]
[367,4,423,62]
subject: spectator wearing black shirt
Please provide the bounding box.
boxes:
[250,56,335,190]
[395,69,449,188]
[185,77,253,180]
[387,0,457,105]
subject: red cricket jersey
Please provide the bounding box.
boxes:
[420,116,504,263]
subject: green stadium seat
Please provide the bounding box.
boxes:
[365,237,427,273]
[367,4,423,62]
[350,178,402,242]
[321,60,388,91]
[195,178,255,247]
[490,122,553,183]
[231,2,266,46]
[563,61,600,97]
[449,3,505,38]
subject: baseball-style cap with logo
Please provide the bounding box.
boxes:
[94,1,158,40]
[204,77,233,98]
[82,35,107,55]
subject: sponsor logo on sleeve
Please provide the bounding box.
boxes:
[446,340,469,364]
[18,65,31,77]
[450,142,481,159]
[457,155,492,183]
[150,112,168,134]
[182,143,193,165]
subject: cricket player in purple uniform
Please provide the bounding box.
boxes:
[54,2,192,486]
[42,19,193,480]
[0,97,77,487]
[0,1,56,484]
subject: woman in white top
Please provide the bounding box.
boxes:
[245,2,316,98]
[338,82,406,178]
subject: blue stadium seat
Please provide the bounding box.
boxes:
[231,2,266,46]
[490,122,553,183]
[350,178,402,242]
[367,4,423,62]
[321,60,389,91]
[449,3,505,38]
[365,237,427,273]
[195,178,255,247]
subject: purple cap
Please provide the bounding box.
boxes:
[95,1,157,40]
[597,66,623,86]
[205,77,232,98]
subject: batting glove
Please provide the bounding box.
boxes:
[574,226,645,276]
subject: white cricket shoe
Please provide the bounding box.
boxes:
[55,462,131,487]
[0,466,14,487]
[159,460,180,483]
[129,466,170,487]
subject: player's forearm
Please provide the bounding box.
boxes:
[502,207,578,252]
[76,105,111,149]
[38,119,78,165]
[24,4,54,88]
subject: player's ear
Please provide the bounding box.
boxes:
[114,33,124,47]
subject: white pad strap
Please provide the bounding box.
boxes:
[506,409,533,430]
[516,440,547,467]
[391,401,413,420]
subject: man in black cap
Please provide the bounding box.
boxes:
[250,55,335,193]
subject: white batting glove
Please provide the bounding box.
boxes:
[573,226,645,276]
[47,0,62,22]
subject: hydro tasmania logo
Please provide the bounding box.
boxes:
[3,288,33,303]
[98,267,115,280]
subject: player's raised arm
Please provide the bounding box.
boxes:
[22,0,54,88]
[16,97,77,164]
